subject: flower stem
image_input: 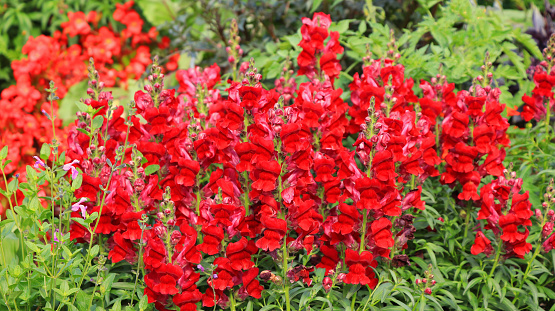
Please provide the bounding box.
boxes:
[229,291,237,311]
[545,103,551,141]
[512,214,547,304]
[350,291,357,310]
[488,240,503,279]
[132,227,146,303]
[463,201,472,240]
[87,268,103,310]
[282,228,291,311]
[71,168,115,305]
[359,211,368,253]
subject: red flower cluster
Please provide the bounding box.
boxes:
[0,1,177,216]
[473,172,533,258]
[297,13,343,82]
[521,35,555,122]
[63,12,531,310]
[439,62,509,201]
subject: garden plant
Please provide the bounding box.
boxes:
[1,1,555,310]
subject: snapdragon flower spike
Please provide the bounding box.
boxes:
[440,55,509,202]
[474,167,533,258]
[297,13,344,82]
[521,33,555,122]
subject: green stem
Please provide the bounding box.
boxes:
[49,169,57,308]
[512,244,541,304]
[132,228,146,303]
[463,201,472,240]
[87,268,103,310]
[545,103,551,141]
[282,229,291,311]
[350,291,357,310]
[229,290,237,311]
[488,241,503,279]
[49,94,58,163]
[0,166,24,259]
[242,113,250,215]
[71,168,115,305]
[359,211,368,253]
[512,214,547,304]
[0,227,15,311]
[413,293,424,311]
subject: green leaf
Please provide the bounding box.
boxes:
[72,173,83,190]
[92,116,104,130]
[40,143,51,161]
[136,0,180,25]
[311,0,323,12]
[513,29,542,59]
[139,294,148,311]
[25,241,41,253]
[0,231,19,266]
[75,101,89,113]
[111,300,121,311]
[463,278,482,295]
[144,165,160,176]
[330,20,350,34]
[358,21,367,34]
[90,245,99,258]
[58,80,89,125]
[72,217,88,229]
[0,146,8,160]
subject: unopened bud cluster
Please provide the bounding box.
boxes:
[415,264,436,295]
[226,19,243,65]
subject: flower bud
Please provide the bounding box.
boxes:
[133,178,145,192]
[170,230,182,245]
[154,226,167,237]
[167,218,175,226]
[424,288,432,295]
[323,277,333,293]
[336,273,346,284]
[259,270,273,282]
[543,222,554,238]
[536,209,543,222]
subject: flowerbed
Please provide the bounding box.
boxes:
[1,4,555,311]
